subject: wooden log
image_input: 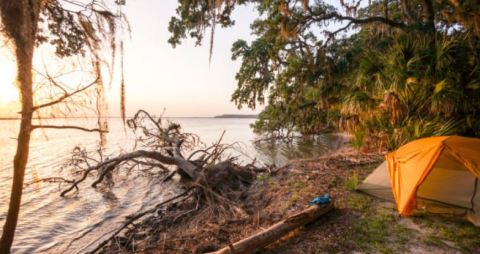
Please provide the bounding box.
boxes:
[208,201,334,254]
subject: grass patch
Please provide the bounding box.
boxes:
[257,174,275,187]
[415,213,480,253]
[288,179,307,190]
[436,222,480,253]
[344,193,410,253]
[345,193,370,211]
[352,129,366,150]
[344,170,359,191]
[422,234,446,248]
[257,174,269,181]
[349,212,410,253]
[284,179,311,207]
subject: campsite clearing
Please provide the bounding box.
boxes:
[270,148,480,254]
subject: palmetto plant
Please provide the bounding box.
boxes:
[167,0,480,150]
[333,26,480,149]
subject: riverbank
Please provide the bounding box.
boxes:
[101,147,480,253]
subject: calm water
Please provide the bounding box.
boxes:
[0,118,344,253]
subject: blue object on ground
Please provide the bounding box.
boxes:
[309,194,330,206]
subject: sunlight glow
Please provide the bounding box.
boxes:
[0,59,18,103]
[0,82,18,104]
[0,53,20,117]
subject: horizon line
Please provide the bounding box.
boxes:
[0,114,258,120]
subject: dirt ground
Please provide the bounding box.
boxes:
[103,148,480,254]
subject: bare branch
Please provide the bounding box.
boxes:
[32,76,99,111]
[31,125,108,133]
[26,177,74,185]
[307,11,407,30]
[84,187,195,254]
[59,149,199,196]
[324,21,354,46]
[332,13,406,29]
[130,159,170,172]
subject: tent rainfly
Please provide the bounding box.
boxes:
[358,136,480,226]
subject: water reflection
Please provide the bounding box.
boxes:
[252,134,346,166]
[0,118,346,253]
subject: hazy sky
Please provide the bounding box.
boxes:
[0,0,262,117]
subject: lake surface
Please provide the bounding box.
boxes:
[0,118,345,253]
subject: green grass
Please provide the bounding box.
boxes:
[352,129,366,150]
[415,213,480,253]
[345,193,410,253]
[421,234,446,248]
[344,170,359,191]
[345,193,370,211]
[256,174,270,181]
[257,174,275,187]
[285,179,313,207]
[350,212,410,253]
[436,222,480,253]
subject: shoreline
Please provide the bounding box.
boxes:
[0,116,258,120]
[98,147,480,253]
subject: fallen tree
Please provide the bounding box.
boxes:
[58,109,260,197]
[39,109,267,253]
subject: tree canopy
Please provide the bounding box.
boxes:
[169,0,480,149]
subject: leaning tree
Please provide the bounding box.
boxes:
[0,0,127,251]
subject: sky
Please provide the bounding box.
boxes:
[0,0,262,118]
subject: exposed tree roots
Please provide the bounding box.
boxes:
[39,110,267,253]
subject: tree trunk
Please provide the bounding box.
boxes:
[0,41,35,254]
[209,202,333,254]
[0,1,38,252]
[420,0,437,77]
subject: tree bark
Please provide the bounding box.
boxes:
[420,0,437,77]
[0,47,34,254]
[209,202,333,254]
[0,1,38,252]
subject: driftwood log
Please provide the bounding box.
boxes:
[209,201,334,254]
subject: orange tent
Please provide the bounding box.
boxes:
[359,136,480,225]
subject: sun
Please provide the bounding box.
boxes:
[0,56,19,104]
[0,75,18,104]
[0,78,20,117]
[0,82,19,104]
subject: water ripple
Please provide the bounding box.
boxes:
[0,118,342,253]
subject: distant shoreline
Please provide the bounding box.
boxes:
[214,114,258,119]
[0,115,258,120]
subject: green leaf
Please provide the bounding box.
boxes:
[467,81,480,90]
